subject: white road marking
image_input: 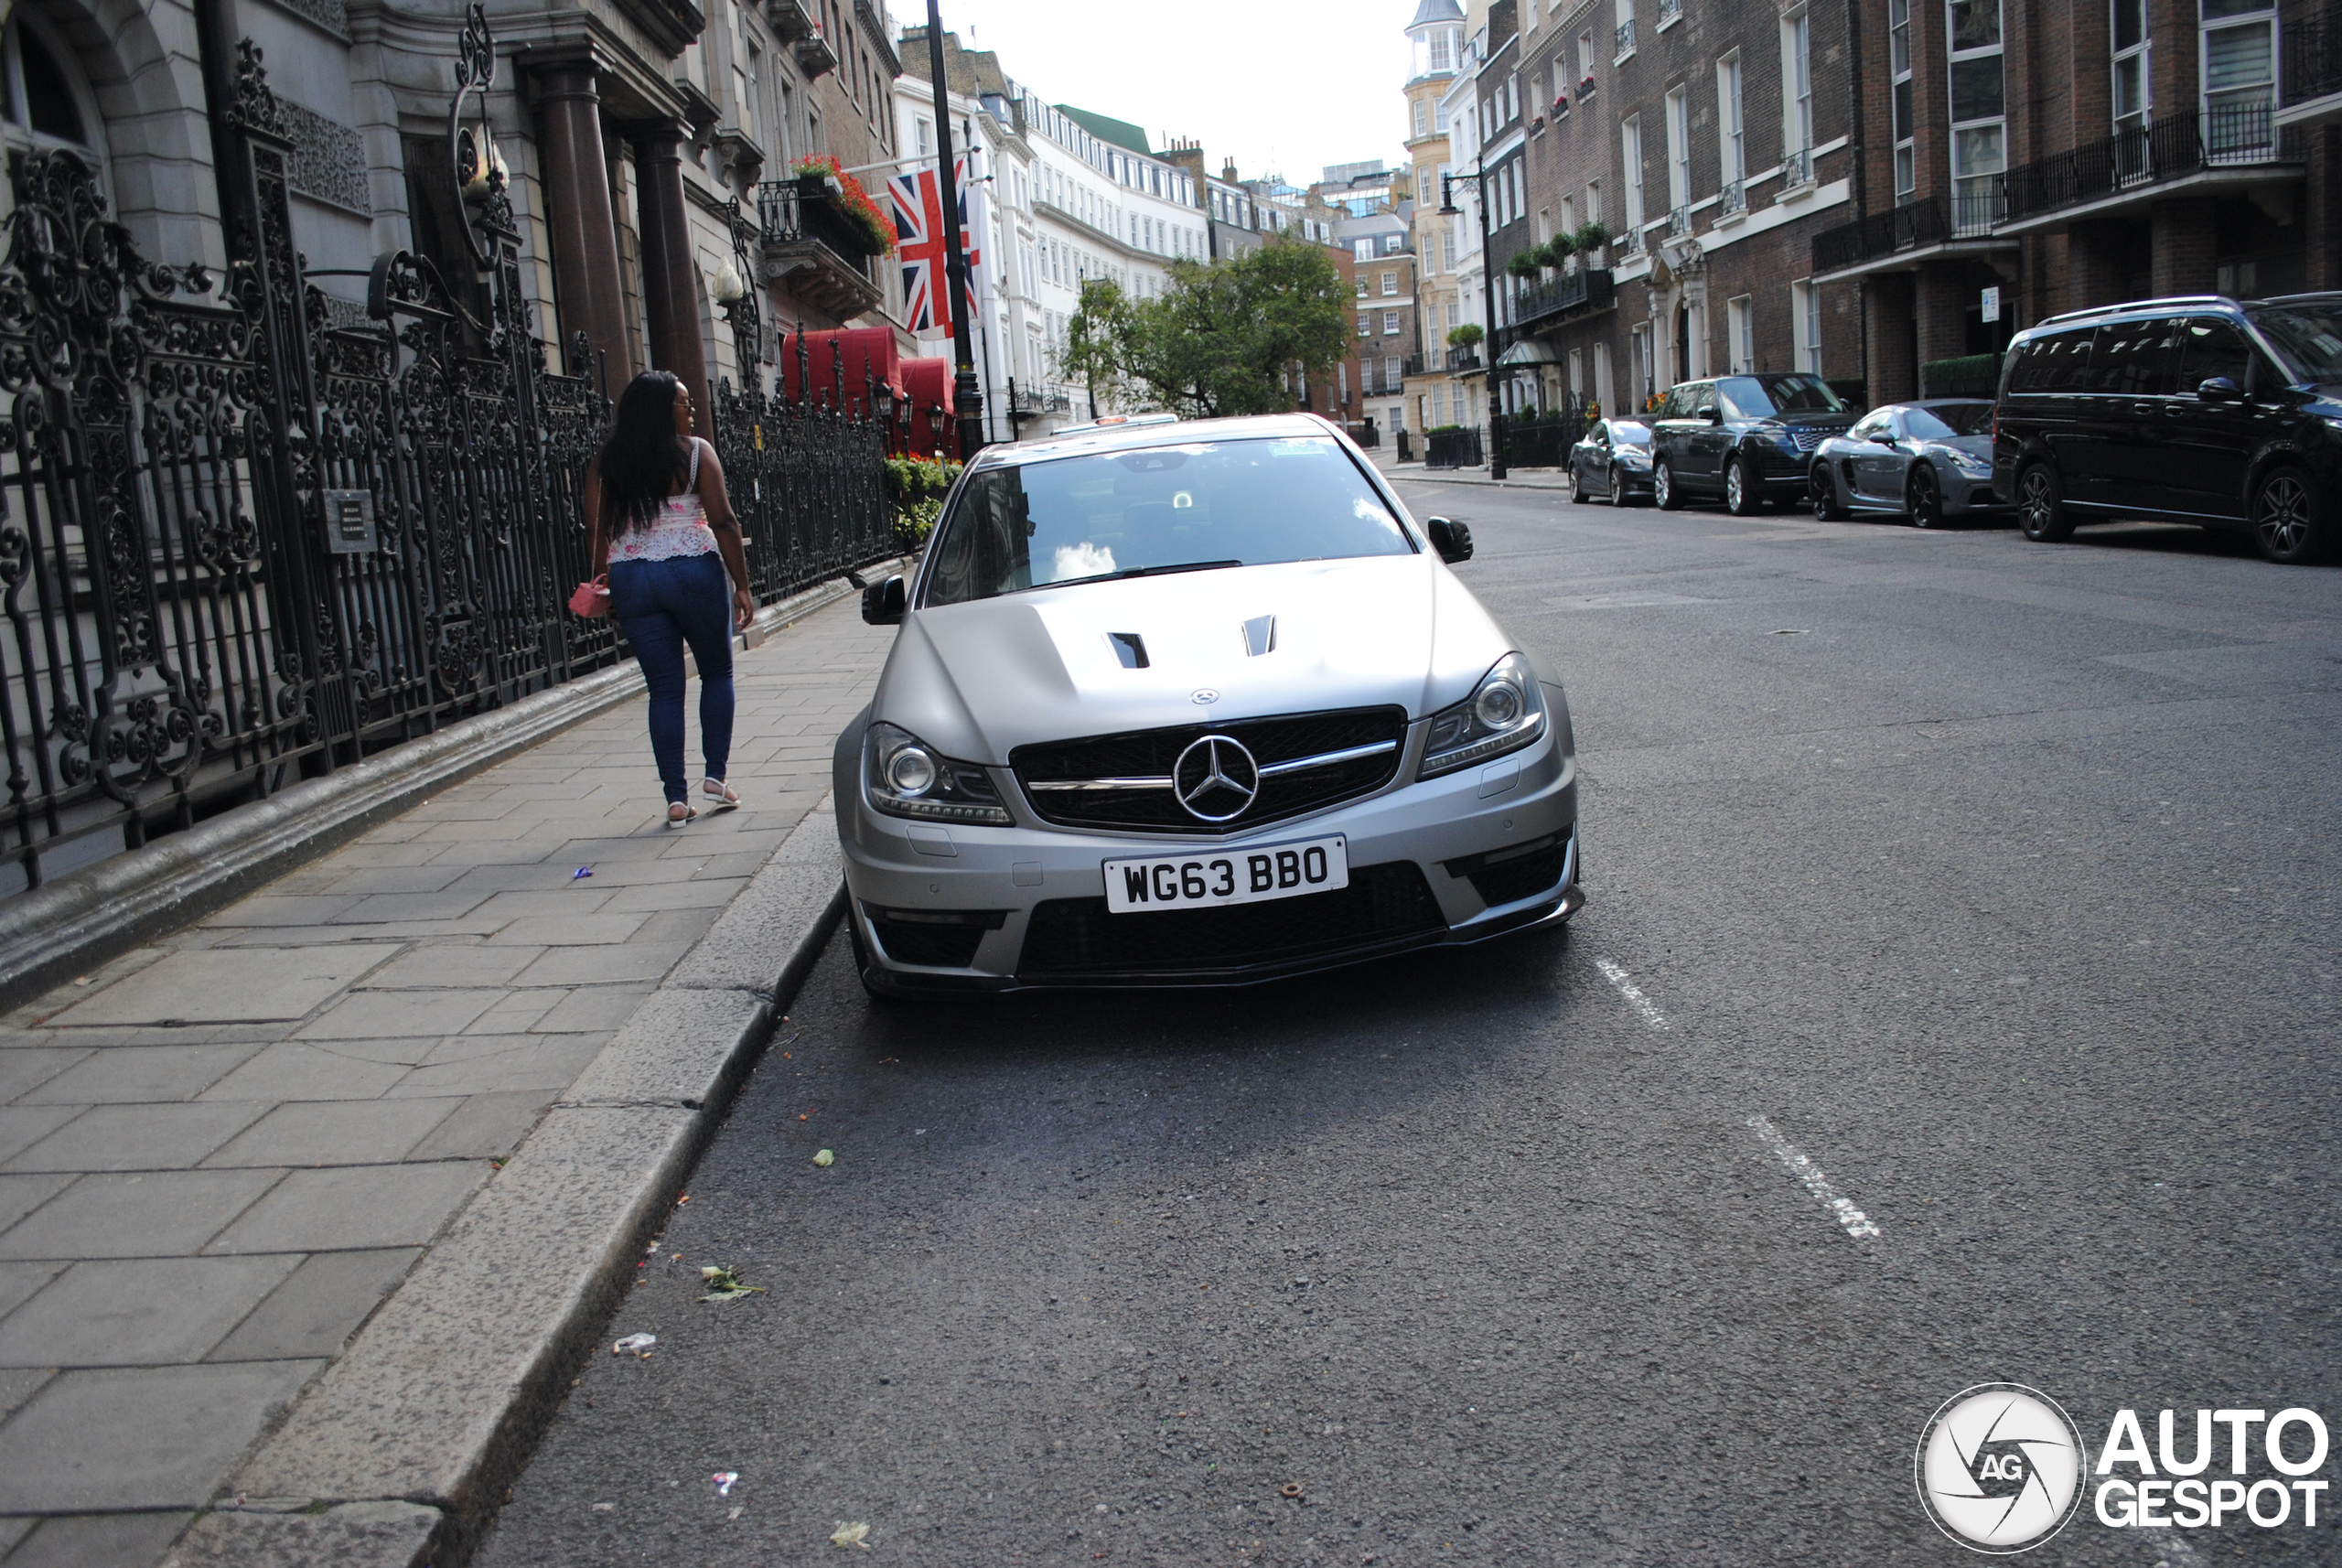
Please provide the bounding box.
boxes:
[1746,1115,1882,1240]
[1595,959,1670,1031]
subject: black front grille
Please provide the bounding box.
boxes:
[1017,861,1445,977]
[867,908,1005,968]
[1012,706,1407,834]
[1465,843,1568,908]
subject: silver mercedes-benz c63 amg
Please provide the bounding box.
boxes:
[833,412,1582,994]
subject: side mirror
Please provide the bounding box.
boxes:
[861,574,906,625]
[2197,376,2241,404]
[1426,516,1474,564]
[1703,406,1723,424]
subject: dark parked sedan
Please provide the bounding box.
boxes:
[1567,418,1656,506]
[1809,400,2009,528]
[1649,372,1858,513]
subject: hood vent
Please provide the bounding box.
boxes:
[1241,615,1276,657]
[1108,632,1149,669]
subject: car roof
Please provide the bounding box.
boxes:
[968,413,1343,471]
[2008,292,2342,339]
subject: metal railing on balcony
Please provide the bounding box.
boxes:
[1445,345,1483,371]
[1810,197,1950,272]
[1719,179,1746,217]
[1402,352,1428,378]
[1782,145,1814,188]
[1951,182,2006,236]
[1617,224,1647,256]
[1509,268,1617,332]
[2002,104,2298,223]
[1614,18,1637,60]
[1657,0,1683,26]
[1666,204,1692,238]
[2285,7,2342,105]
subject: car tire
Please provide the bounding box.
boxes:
[2016,462,2075,542]
[1653,457,1681,510]
[1609,470,1633,508]
[1570,463,1588,504]
[1811,463,1847,521]
[2251,465,2329,564]
[1725,455,1760,516]
[1907,464,1945,529]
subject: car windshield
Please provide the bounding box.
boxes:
[2249,304,2342,385]
[1715,373,1847,419]
[1902,403,1993,439]
[1609,421,1653,445]
[923,435,1415,606]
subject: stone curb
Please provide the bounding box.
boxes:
[1380,466,1570,491]
[0,564,899,1015]
[164,806,850,1568]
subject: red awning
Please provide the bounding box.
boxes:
[900,357,959,459]
[778,326,906,419]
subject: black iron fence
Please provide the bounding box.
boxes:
[1812,197,1952,272]
[0,12,893,897]
[1424,427,1484,468]
[2003,104,2296,223]
[1510,267,1616,332]
[2289,7,2342,105]
[1501,403,1594,469]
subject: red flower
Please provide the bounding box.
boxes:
[790,153,900,257]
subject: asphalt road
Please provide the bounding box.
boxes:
[476,493,2342,1567]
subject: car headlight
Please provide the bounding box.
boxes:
[1419,652,1547,779]
[1939,446,1993,478]
[1612,446,1650,468]
[864,722,1011,824]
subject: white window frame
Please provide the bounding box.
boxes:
[2111,0,2151,139]
[1664,86,1692,223]
[1792,278,1821,374]
[1622,114,1645,235]
[1948,0,2006,231]
[1717,52,1746,213]
[1727,295,1753,373]
[1383,310,1402,335]
[2200,0,2278,154]
[1782,6,1816,186]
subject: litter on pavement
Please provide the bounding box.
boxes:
[713,1471,739,1497]
[699,1265,767,1303]
[573,866,594,878]
[831,1521,871,1547]
[611,1334,656,1355]
[813,1148,835,1166]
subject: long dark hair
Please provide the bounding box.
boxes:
[596,372,693,533]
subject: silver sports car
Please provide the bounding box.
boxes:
[1808,399,2009,528]
[835,413,1582,995]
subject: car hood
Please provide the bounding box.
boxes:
[1927,434,1994,460]
[872,554,1514,764]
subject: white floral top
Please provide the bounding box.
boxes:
[607,438,717,564]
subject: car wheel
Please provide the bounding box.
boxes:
[2251,465,2328,564]
[1725,456,1760,516]
[2016,463,2075,542]
[1570,463,1588,504]
[1653,457,1681,510]
[1907,464,1945,529]
[1610,469,1633,508]
[1811,463,1847,521]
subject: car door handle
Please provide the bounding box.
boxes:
[2132,403,2155,416]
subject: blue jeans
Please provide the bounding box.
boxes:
[609,553,735,806]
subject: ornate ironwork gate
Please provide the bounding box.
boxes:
[0,7,893,895]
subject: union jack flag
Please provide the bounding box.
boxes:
[888,162,982,335]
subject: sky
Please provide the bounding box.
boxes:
[919,0,1417,187]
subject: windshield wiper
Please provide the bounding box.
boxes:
[1050,559,1242,588]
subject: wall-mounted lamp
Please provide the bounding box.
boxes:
[457,125,507,200]
[711,257,748,306]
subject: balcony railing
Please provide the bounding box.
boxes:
[1657,0,1683,26]
[1617,223,1647,256]
[1719,178,1746,217]
[1445,345,1483,371]
[1510,267,1616,333]
[1782,145,1814,188]
[1614,18,1637,60]
[1402,352,1428,377]
[2002,104,2298,223]
[1810,197,1950,272]
[1951,182,2006,235]
[2286,8,2342,105]
[1666,204,1692,237]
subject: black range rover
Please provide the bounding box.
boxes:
[1649,372,1859,514]
[1993,293,2342,564]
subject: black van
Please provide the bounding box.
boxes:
[1993,293,2342,564]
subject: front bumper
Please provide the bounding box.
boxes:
[837,717,1579,993]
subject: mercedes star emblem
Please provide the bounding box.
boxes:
[1191,688,1219,704]
[1173,735,1260,822]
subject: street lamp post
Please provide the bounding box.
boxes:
[924,0,985,462]
[1440,168,1508,480]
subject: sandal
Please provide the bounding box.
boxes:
[666,801,697,828]
[702,778,742,813]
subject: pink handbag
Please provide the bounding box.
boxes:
[568,575,610,618]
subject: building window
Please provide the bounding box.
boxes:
[1595,341,1612,407]
[1948,0,2005,231]
[1784,7,1815,181]
[1430,27,1454,71]
[1357,278,1370,298]
[1383,311,1402,335]
[1631,321,1653,404]
[1664,87,1691,225]
[1621,114,1645,235]
[2111,0,2150,147]
[1727,295,1753,372]
[1359,313,1371,337]
[1717,52,1746,209]
[2201,0,2277,149]
[1569,347,1585,397]
[1381,270,1399,295]
[1386,233,1403,252]
[1793,278,1822,372]
[1,15,94,154]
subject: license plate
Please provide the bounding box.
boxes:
[1102,836,1348,914]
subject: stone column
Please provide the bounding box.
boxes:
[630,120,711,438]
[532,57,632,390]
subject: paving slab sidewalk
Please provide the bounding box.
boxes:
[1370,450,1570,489]
[0,596,894,1567]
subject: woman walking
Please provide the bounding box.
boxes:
[585,372,757,826]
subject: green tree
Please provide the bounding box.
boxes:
[1064,237,1353,419]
